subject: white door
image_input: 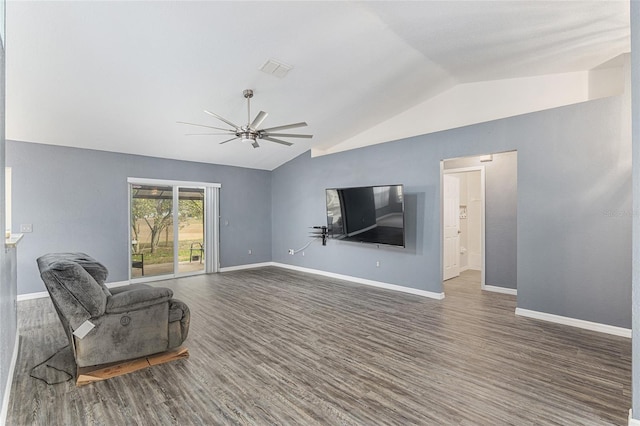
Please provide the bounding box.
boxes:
[443,174,460,281]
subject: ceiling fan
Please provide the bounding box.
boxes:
[178,89,312,148]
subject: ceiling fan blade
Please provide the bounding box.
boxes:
[250,111,268,130]
[262,133,313,139]
[185,132,237,136]
[219,137,240,145]
[262,136,293,146]
[260,122,307,132]
[177,121,235,132]
[204,110,241,129]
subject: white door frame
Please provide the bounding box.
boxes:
[127,177,220,283]
[441,165,486,288]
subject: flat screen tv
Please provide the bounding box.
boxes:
[325,184,405,247]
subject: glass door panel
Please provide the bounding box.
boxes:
[130,184,174,278]
[177,187,205,274]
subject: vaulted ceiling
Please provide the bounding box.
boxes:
[6,1,630,170]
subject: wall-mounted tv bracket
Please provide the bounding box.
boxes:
[310,226,328,246]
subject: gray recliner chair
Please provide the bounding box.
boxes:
[37,253,190,368]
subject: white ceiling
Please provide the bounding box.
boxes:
[6,1,630,170]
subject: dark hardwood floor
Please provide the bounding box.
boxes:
[7,268,631,425]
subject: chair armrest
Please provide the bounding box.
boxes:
[105,286,173,314]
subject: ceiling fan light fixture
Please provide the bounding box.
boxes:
[180,88,312,148]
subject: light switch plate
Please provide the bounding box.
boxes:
[20,224,32,233]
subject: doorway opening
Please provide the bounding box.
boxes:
[443,166,485,286]
[441,151,518,295]
[128,178,220,282]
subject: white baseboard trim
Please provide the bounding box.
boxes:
[0,333,20,425]
[17,280,132,301]
[483,285,517,296]
[629,409,640,425]
[218,262,445,299]
[515,308,631,338]
[272,262,445,300]
[16,290,48,301]
[219,262,274,273]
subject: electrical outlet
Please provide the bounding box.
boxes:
[248,249,252,255]
[20,224,32,233]
[288,249,294,255]
[376,261,380,267]
[302,251,305,257]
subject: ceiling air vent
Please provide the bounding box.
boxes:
[259,59,293,78]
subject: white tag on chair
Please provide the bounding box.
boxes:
[73,320,95,339]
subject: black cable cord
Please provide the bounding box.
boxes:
[29,345,74,385]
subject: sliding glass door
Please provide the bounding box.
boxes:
[131,184,175,278]
[129,179,219,281]
[177,187,205,275]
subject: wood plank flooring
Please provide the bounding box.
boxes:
[6,268,631,425]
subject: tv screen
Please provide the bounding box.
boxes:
[325,184,405,247]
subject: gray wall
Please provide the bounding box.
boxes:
[272,94,631,328]
[444,151,518,290]
[6,141,272,294]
